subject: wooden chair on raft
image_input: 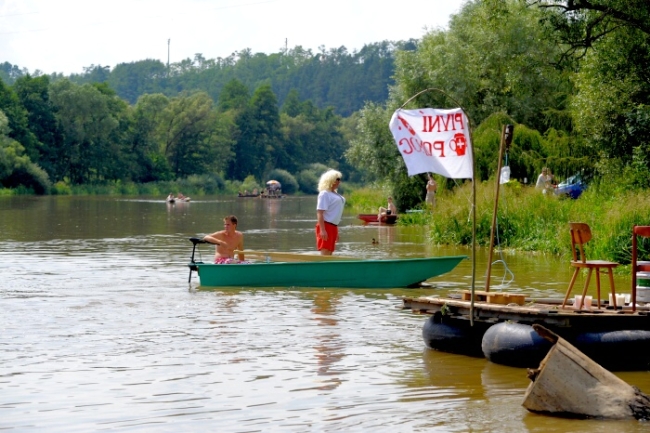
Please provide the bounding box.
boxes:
[562,222,619,309]
[631,225,650,312]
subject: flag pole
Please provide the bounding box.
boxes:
[398,88,477,326]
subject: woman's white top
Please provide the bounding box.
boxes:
[317,190,345,225]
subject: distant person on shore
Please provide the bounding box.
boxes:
[426,173,438,207]
[203,215,246,264]
[536,167,554,194]
[316,169,345,255]
[378,196,397,221]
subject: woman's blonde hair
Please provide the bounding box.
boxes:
[318,169,342,192]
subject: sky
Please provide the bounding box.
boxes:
[0,0,466,75]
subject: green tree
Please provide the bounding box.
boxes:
[227,105,256,180]
[393,0,568,133]
[248,84,285,176]
[108,60,167,104]
[530,0,650,182]
[0,62,27,85]
[157,92,233,178]
[0,110,51,193]
[530,0,650,59]
[12,74,62,176]
[281,89,302,117]
[570,23,650,164]
[70,65,111,85]
[0,78,41,162]
[129,93,172,182]
[49,79,127,184]
[217,79,250,112]
[267,168,298,194]
[345,102,406,187]
[347,0,575,203]
[280,112,312,171]
[302,105,347,170]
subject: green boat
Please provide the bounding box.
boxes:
[187,238,467,288]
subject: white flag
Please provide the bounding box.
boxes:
[389,108,473,179]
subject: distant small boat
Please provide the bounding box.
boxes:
[238,193,260,198]
[357,213,398,224]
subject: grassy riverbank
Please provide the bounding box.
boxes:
[0,175,263,197]
[348,181,650,266]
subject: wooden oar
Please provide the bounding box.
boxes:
[234,249,357,262]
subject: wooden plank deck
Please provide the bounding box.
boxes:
[403,293,650,331]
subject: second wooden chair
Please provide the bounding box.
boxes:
[561,222,619,309]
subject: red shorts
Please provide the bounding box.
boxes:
[315,222,338,252]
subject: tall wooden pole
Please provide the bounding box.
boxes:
[484,125,513,292]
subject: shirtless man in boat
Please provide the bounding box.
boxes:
[377,196,397,221]
[203,215,245,263]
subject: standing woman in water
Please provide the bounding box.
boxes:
[315,169,345,255]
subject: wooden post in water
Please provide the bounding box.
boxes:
[484,125,513,292]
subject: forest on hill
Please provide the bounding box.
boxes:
[0,0,649,208]
[0,40,407,194]
[1,40,409,117]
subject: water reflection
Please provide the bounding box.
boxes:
[310,291,345,391]
[375,224,395,247]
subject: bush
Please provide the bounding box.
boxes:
[2,163,52,194]
[391,171,426,212]
[296,163,336,194]
[296,169,319,194]
[240,175,260,194]
[180,173,225,195]
[267,168,298,194]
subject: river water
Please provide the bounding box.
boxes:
[1,195,648,432]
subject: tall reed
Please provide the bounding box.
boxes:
[348,180,650,265]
